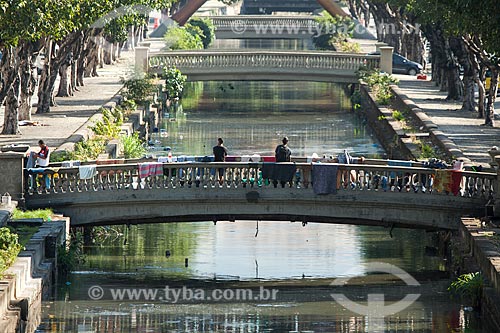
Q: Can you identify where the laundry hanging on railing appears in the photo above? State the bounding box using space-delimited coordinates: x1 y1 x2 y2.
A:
78 165 97 180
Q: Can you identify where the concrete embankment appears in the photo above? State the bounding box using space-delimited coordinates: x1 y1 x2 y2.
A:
460 218 500 329
0 220 68 332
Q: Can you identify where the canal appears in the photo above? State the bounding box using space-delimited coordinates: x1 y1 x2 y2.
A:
36 39 489 332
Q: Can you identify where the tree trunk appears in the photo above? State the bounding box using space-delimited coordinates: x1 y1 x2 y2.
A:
118 41 125 58
0 46 21 112
84 46 98 77
71 61 78 91
37 32 81 113
2 75 21 135
461 75 475 112
37 68 58 113
485 69 498 126
103 41 113 65
19 65 37 121
98 37 104 69
129 25 136 49
445 67 463 100
476 67 486 118
446 37 474 111
56 63 72 97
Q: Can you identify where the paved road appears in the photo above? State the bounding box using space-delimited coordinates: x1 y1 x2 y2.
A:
0 51 134 152
395 74 500 166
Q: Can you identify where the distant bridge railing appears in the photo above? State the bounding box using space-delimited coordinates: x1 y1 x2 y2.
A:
24 161 497 228
211 15 317 30
211 15 319 39
148 50 380 82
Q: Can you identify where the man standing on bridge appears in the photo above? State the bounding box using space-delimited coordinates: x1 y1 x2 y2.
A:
213 138 228 185
275 137 291 162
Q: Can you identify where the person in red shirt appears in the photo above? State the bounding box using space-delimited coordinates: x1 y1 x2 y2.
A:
35 140 50 167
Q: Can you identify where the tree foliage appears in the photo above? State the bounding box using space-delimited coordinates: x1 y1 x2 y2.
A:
163 66 187 101
188 17 215 49
313 11 356 51
164 24 204 50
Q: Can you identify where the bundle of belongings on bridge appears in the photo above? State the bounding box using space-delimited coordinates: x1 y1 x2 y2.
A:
423 158 464 196
311 150 362 195
374 158 464 195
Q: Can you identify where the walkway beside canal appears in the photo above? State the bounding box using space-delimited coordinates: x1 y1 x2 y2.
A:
0 46 498 169
0 51 134 152
393 75 500 166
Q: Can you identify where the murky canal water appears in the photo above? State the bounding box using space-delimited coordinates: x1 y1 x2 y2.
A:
36 70 489 331
155 81 384 158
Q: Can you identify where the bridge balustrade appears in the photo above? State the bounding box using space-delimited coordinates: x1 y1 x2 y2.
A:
148 51 380 73
211 16 317 30
24 162 496 201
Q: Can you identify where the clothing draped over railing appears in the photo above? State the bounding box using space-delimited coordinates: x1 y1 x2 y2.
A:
23 162 496 201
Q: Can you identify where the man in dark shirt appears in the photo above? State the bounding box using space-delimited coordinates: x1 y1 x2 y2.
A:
275 137 291 162
213 138 228 162
213 138 228 184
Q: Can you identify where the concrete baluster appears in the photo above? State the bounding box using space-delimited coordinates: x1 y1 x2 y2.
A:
379 46 394 74
135 46 149 78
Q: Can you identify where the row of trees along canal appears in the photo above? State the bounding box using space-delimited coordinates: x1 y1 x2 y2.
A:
0 0 238 135
346 0 500 126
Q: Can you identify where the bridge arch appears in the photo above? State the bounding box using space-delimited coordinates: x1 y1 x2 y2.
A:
25 162 496 230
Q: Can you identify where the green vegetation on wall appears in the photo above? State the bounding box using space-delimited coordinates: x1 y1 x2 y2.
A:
358 67 399 105
121 132 146 159
449 272 484 308
12 208 53 221
163 67 187 102
0 227 23 277
121 76 158 106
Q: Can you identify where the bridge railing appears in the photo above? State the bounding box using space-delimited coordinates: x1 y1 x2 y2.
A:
149 50 381 73
210 15 318 30
24 163 496 200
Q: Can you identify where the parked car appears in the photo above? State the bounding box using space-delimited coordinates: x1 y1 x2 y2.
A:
392 53 423 75
369 52 423 75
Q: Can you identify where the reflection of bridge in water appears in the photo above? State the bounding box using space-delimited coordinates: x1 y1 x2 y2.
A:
25 161 496 230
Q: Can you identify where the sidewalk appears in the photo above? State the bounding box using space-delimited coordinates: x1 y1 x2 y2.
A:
394 75 500 166
0 51 135 152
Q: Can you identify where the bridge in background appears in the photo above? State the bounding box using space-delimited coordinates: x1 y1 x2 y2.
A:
210 15 376 40
147 50 380 83
25 161 497 230
241 0 322 15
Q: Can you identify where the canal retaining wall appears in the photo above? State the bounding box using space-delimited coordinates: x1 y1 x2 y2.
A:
460 218 500 329
0 219 68 333
359 84 417 160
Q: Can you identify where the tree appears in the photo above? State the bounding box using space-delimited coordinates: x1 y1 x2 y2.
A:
188 17 215 49
411 0 500 125
164 67 187 102
312 11 355 51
